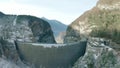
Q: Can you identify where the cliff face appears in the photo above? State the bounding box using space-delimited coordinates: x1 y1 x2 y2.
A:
55 31 66 43
0 12 56 43
64 0 120 44
73 37 120 68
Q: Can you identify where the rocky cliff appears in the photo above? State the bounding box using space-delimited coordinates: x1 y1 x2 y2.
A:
55 31 66 43
73 37 120 68
0 12 56 43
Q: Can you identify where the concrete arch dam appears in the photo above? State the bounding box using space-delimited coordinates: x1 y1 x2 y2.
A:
17 41 87 68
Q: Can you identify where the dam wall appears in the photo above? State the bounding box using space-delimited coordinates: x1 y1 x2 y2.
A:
17 41 87 68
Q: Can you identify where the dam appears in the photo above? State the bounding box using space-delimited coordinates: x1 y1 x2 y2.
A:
17 41 87 68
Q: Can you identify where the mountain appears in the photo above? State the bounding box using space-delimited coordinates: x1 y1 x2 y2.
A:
64 0 120 44
41 17 67 37
64 0 120 68
41 17 67 43
0 12 56 43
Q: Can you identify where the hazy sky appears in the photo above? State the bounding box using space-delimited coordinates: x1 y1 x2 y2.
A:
0 0 98 25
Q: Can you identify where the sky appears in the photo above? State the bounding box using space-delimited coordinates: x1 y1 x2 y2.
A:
0 0 98 25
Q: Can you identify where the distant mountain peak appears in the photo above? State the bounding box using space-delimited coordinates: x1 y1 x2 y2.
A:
41 17 67 37
41 17 48 20
41 17 66 25
41 17 67 43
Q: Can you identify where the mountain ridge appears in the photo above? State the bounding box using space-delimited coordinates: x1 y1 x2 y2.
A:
64 0 120 44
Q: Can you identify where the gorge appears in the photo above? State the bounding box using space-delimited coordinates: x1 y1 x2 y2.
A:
0 0 120 68
0 12 87 68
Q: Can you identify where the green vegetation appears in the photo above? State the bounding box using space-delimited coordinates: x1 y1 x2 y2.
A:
88 10 120 44
98 0 120 5
95 49 117 68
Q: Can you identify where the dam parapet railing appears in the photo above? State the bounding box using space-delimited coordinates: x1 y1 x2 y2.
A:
16 41 87 68
17 40 87 48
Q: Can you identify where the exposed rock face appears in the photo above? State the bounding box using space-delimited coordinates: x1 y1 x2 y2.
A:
64 0 120 44
17 15 56 43
0 57 31 68
0 38 19 62
64 25 81 43
55 31 66 43
73 37 120 68
0 12 56 43
0 38 31 68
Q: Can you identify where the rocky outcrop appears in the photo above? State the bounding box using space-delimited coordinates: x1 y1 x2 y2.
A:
0 38 31 68
0 38 19 62
0 12 56 43
0 58 29 68
73 37 120 68
64 0 120 44
64 26 81 43
55 31 66 43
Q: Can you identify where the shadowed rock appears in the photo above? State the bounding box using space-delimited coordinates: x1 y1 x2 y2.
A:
0 12 56 43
